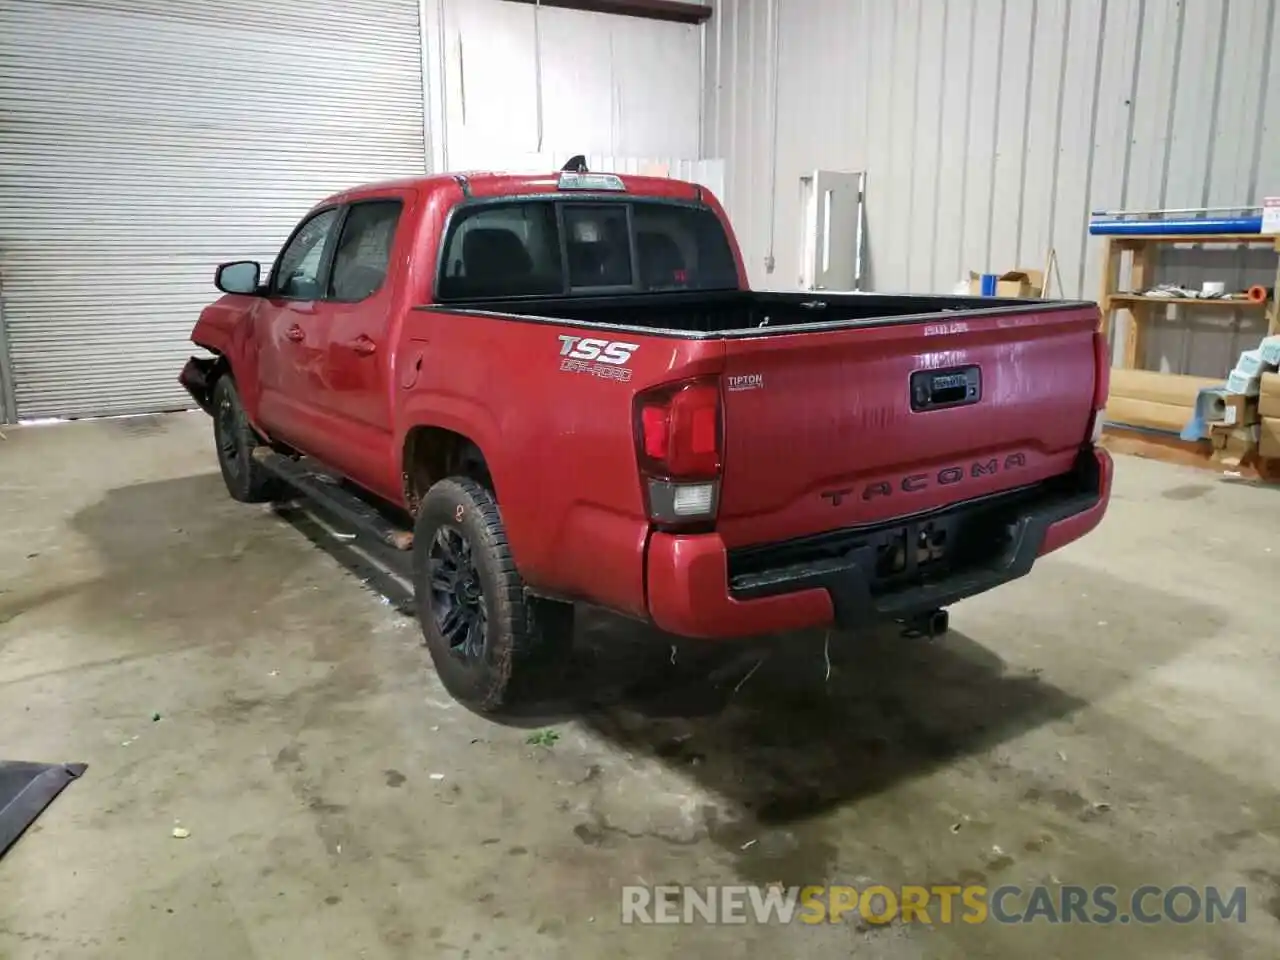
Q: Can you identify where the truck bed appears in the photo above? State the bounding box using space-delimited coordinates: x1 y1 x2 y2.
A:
423 287 1106 552
436 289 1092 336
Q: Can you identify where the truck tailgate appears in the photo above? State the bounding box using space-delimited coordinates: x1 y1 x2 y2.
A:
716 305 1100 548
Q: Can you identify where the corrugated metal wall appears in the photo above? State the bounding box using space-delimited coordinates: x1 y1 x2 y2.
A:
0 0 427 419
704 0 1280 377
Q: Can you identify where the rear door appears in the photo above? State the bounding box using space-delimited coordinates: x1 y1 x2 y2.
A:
317 195 409 497
715 306 1100 548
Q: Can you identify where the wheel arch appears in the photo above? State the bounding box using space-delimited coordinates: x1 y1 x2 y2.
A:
401 425 495 515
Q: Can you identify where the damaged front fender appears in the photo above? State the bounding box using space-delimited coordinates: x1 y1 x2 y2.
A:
179 356 222 414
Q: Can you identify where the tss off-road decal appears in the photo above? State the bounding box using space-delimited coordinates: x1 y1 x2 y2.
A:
557 335 639 382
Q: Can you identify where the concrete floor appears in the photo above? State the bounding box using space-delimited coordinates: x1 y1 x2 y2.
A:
1 413 1279 958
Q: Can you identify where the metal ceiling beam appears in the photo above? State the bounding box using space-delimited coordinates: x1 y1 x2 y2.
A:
497 0 711 25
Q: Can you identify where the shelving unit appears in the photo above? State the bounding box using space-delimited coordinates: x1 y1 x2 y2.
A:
1094 226 1280 475
1097 232 1280 369
1107 294 1267 308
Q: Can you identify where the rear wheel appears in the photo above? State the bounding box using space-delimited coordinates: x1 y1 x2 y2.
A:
211 376 282 503
413 477 573 712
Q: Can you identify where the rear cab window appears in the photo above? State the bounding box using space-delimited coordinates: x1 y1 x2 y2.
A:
436 199 737 302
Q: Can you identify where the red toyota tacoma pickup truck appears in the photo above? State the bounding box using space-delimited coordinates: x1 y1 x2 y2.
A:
180 165 1112 712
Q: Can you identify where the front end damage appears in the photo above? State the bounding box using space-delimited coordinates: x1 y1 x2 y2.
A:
179 356 220 415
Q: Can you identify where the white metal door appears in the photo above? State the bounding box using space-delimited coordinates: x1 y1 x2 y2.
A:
0 0 427 419
798 170 865 291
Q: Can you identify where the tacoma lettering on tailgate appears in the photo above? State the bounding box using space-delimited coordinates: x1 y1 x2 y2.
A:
821 453 1027 507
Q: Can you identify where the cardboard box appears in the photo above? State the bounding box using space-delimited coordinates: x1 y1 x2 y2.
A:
968 269 1044 298
1261 373 1280 419
1227 369 1262 396
1234 348 1268 379
1259 335 1280 367
1261 417 1280 459
1263 197 1280 235
1210 423 1259 453
1220 393 1260 427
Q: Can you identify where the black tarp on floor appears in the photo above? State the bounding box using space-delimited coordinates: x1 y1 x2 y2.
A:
0 761 86 859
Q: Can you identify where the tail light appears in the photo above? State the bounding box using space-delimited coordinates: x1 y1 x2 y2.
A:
634 376 722 525
1088 330 1110 445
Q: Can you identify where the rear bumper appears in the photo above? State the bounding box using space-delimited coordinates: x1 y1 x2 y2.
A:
646 447 1112 639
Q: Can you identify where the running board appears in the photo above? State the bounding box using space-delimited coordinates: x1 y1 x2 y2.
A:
252 449 414 551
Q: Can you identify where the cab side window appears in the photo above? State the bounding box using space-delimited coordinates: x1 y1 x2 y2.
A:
274 208 340 299
328 200 403 302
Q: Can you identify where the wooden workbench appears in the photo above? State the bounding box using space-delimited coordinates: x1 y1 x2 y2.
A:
1097 232 1280 368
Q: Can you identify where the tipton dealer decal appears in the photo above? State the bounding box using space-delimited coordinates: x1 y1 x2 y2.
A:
557 336 638 383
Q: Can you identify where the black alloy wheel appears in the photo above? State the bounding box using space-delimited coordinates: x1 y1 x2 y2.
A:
412 477 575 712
428 525 489 662
210 375 281 503
215 389 243 481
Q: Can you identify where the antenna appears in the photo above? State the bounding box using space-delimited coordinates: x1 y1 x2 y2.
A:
562 155 588 173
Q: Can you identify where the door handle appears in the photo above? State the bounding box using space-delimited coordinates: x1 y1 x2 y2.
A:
348 336 377 356
285 324 305 342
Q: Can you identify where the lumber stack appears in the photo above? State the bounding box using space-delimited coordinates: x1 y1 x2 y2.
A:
1104 369 1220 434
1262 374 1280 459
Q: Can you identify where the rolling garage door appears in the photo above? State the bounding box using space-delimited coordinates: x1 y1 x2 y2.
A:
0 0 426 419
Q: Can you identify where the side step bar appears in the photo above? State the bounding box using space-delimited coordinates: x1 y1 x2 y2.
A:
252 448 414 552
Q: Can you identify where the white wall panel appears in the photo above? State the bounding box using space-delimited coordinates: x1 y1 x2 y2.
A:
443 0 541 163
1257 5 1280 200
609 17 702 156
540 10 621 155
1125 2 1178 211
884 0 920 291
706 0 1280 378
860 0 896 293
1081 0 1141 304
908 0 944 293
440 0 701 170
934 0 976 294
1018 0 1068 273
988 0 1033 279
960 0 1002 286
1051 0 1104 301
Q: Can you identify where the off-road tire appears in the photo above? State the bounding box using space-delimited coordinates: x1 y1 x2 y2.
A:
413 477 574 712
211 376 282 503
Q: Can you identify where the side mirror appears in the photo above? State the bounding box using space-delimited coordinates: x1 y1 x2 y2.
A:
215 260 262 295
